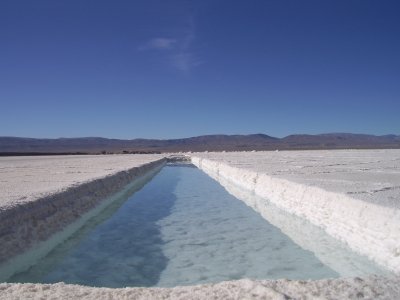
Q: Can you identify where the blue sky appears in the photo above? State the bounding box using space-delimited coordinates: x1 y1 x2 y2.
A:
1 0 399 139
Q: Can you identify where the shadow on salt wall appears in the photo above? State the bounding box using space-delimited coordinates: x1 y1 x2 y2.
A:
10 166 180 288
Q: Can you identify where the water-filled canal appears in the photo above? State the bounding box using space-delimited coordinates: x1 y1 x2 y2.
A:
9 163 386 287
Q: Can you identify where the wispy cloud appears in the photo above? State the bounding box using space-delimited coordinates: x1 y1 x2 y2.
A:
138 38 177 51
139 22 202 73
171 52 202 72
171 25 202 72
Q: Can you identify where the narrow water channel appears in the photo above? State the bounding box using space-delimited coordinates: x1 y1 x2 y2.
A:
9 164 387 287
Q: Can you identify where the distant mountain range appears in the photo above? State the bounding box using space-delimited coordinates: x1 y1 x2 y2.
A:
1 133 400 155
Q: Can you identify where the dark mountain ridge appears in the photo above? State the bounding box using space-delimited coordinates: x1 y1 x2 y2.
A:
0 133 399 154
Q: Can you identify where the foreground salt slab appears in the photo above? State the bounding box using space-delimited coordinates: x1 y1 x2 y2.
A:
1 276 400 300
191 150 400 274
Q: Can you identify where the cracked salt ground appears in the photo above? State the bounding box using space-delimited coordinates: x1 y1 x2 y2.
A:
8 164 386 288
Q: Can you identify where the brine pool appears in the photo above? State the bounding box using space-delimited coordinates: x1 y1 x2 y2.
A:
8 163 388 287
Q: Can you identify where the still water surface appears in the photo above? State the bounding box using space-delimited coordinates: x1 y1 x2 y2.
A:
10 164 385 287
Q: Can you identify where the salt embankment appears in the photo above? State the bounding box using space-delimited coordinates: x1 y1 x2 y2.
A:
1 276 400 299
191 150 400 274
0 154 166 280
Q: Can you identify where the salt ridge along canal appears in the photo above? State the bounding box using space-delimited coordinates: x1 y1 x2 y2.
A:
192 150 400 274
9 163 387 287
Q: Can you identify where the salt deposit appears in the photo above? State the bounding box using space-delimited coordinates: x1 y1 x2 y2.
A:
0 154 165 208
191 150 400 274
1 276 400 300
0 155 167 280
1 152 399 299
209 174 388 277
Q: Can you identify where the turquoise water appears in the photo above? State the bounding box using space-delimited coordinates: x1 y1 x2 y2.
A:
9 164 383 287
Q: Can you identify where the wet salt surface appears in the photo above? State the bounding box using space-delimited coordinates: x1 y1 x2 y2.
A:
10 164 383 287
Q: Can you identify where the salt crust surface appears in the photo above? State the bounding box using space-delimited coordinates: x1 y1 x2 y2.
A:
190 150 400 274
1 152 400 299
1 276 399 299
0 154 166 209
192 150 400 208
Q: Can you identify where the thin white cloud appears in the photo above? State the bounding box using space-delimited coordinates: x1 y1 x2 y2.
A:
171 25 202 72
138 38 176 51
172 52 202 72
139 21 202 73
